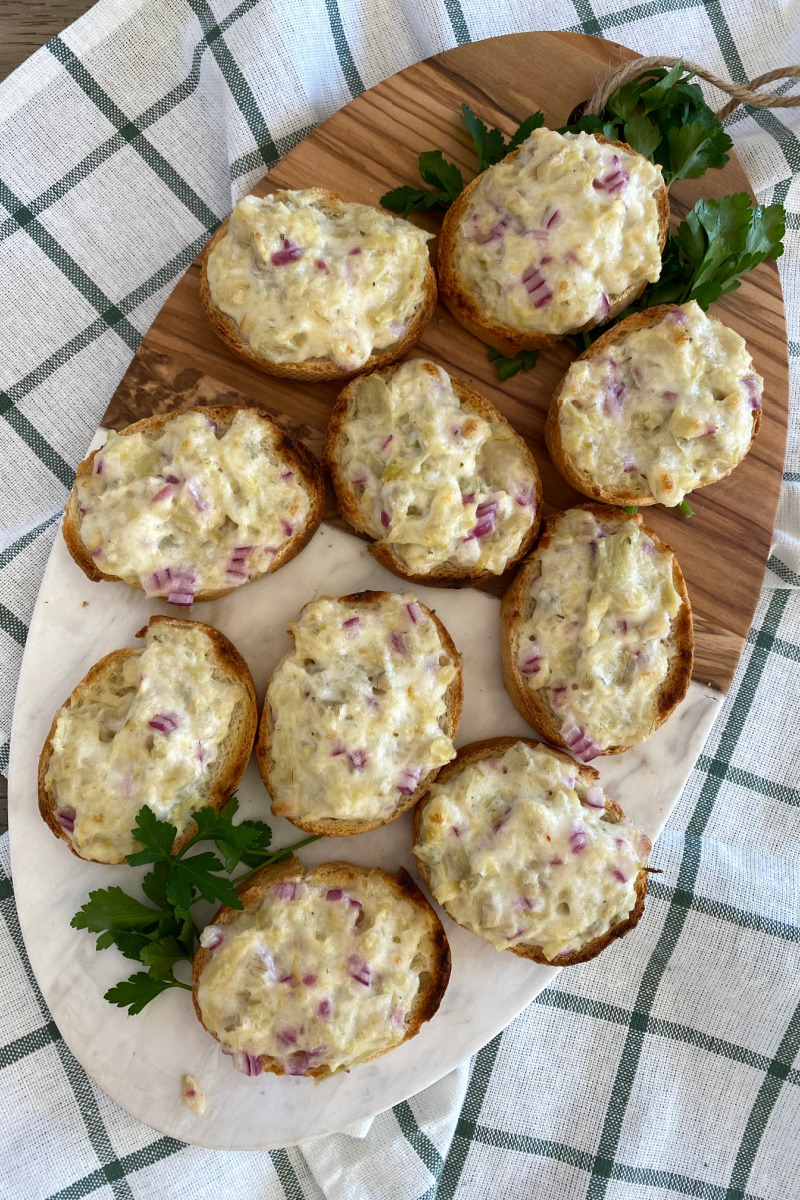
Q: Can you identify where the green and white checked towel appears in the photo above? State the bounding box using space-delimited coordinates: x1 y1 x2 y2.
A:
2 1 800 1196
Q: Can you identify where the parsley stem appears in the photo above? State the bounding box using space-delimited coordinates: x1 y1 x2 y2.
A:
233 835 322 886
677 499 695 518
171 980 193 992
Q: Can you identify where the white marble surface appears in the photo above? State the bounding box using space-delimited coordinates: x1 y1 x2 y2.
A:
9 477 722 1150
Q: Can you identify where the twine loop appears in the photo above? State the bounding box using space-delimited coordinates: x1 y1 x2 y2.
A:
584 55 800 122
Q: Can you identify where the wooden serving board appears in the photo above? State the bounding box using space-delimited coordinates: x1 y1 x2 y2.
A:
103 31 789 696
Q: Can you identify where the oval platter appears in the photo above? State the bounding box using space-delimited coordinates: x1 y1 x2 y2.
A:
8 31 788 1150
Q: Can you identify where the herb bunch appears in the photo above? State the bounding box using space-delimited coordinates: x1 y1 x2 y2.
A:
560 61 733 186
72 798 318 1014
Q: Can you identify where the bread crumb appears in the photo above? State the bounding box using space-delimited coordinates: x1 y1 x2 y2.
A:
182 1074 206 1116
82 601 89 607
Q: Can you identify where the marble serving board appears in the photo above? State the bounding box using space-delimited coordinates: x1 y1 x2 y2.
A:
8 433 723 1150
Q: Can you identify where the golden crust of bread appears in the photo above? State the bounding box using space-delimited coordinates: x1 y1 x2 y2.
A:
544 303 764 506
191 856 451 1078
199 189 437 382
412 735 649 966
499 503 693 756
255 590 463 836
62 405 325 602
437 135 670 356
37 615 258 865
323 360 542 587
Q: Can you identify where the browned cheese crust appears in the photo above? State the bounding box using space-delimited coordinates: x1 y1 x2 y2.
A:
191 857 452 1078
544 303 763 506
412 735 649 966
499 504 693 756
256 590 463 835
62 405 325 600
199 189 437 382
38 615 258 864
323 360 542 588
437 136 670 356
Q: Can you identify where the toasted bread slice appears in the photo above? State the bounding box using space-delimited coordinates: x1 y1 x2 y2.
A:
500 504 693 756
38 616 258 864
199 189 437 382
256 590 463 836
438 134 670 356
192 857 451 1079
412 736 649 966
545 303 763 506
63 405 324 603
323 360 542 587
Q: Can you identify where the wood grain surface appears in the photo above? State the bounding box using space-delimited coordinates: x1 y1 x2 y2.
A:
0 1 94 80
103 31 789 696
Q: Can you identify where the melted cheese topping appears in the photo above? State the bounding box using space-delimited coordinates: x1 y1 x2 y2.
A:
452 128 664 336
197 873 433 1076
76 409 310 599
556 301 762 505
414 741 649 959
267 593 457 822
206 190 433 369
514 509 682 751
338 359 538 574
45 623 243 862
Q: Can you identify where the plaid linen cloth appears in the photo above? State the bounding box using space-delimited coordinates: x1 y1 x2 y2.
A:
2 1 800 1197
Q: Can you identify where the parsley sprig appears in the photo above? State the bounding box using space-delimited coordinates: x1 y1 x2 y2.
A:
561 61 733 186
380 104 544 216
487 347 539 381
72 798 319 1015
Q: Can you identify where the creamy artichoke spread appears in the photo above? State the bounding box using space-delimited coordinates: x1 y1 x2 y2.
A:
206 189 433 369
76 409 310 601
197 871 433 1076
452 128 664 336
414 741 649 959
515 508 682 753
267 592 457 822
181 1075 206 1116
45 623 243 862
556 301 763 505
339 359 538 574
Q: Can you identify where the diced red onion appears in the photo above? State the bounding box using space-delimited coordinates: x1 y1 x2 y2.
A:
406 602 422 624
603 379 626 418
56 807 76 834
380 510 390 528
529 229 549 242
271 238 303 266
279 973 294 984
570 827 588 854
516 485 535 507
330 743 346 758
273 882 300 901
365 690 380 708
342 615 360 629
281 519 293 537
148 712 179 734
584 785 606 809
425 655 440 671
200 926 224 950
226 545 253 579
347 953 371 986
549 857 564 867
622 454 637 474
318 999 332 1017
390 631 407 656
348 897 362 910
597 292 610 318
617 619 629 634
164 474 180 485
381 434 393 451
452 826 461 837
349 748 368 771
508 928 526 940
462 493 476 505
609 866 628 884
470 511 497 539
348 246 362 256
285 1052 310 1075
662 390 678 402
547 210 561 228
521 266 552 308
91 547 104 558
561 718 602 762
397 765 422 795
317 258 327 271
186 480 209 514
693 425 717 439
477 217 509 244
642 540 654 555
742 375 762 410
476 498 500 518
666 308 688 325
232 1051 261 1076
326 889 344 901
167 566 196 607
95 459 104 475
151 484 174 503
280 470 294 481
391 1007 406 1026
276 1028 298 1046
